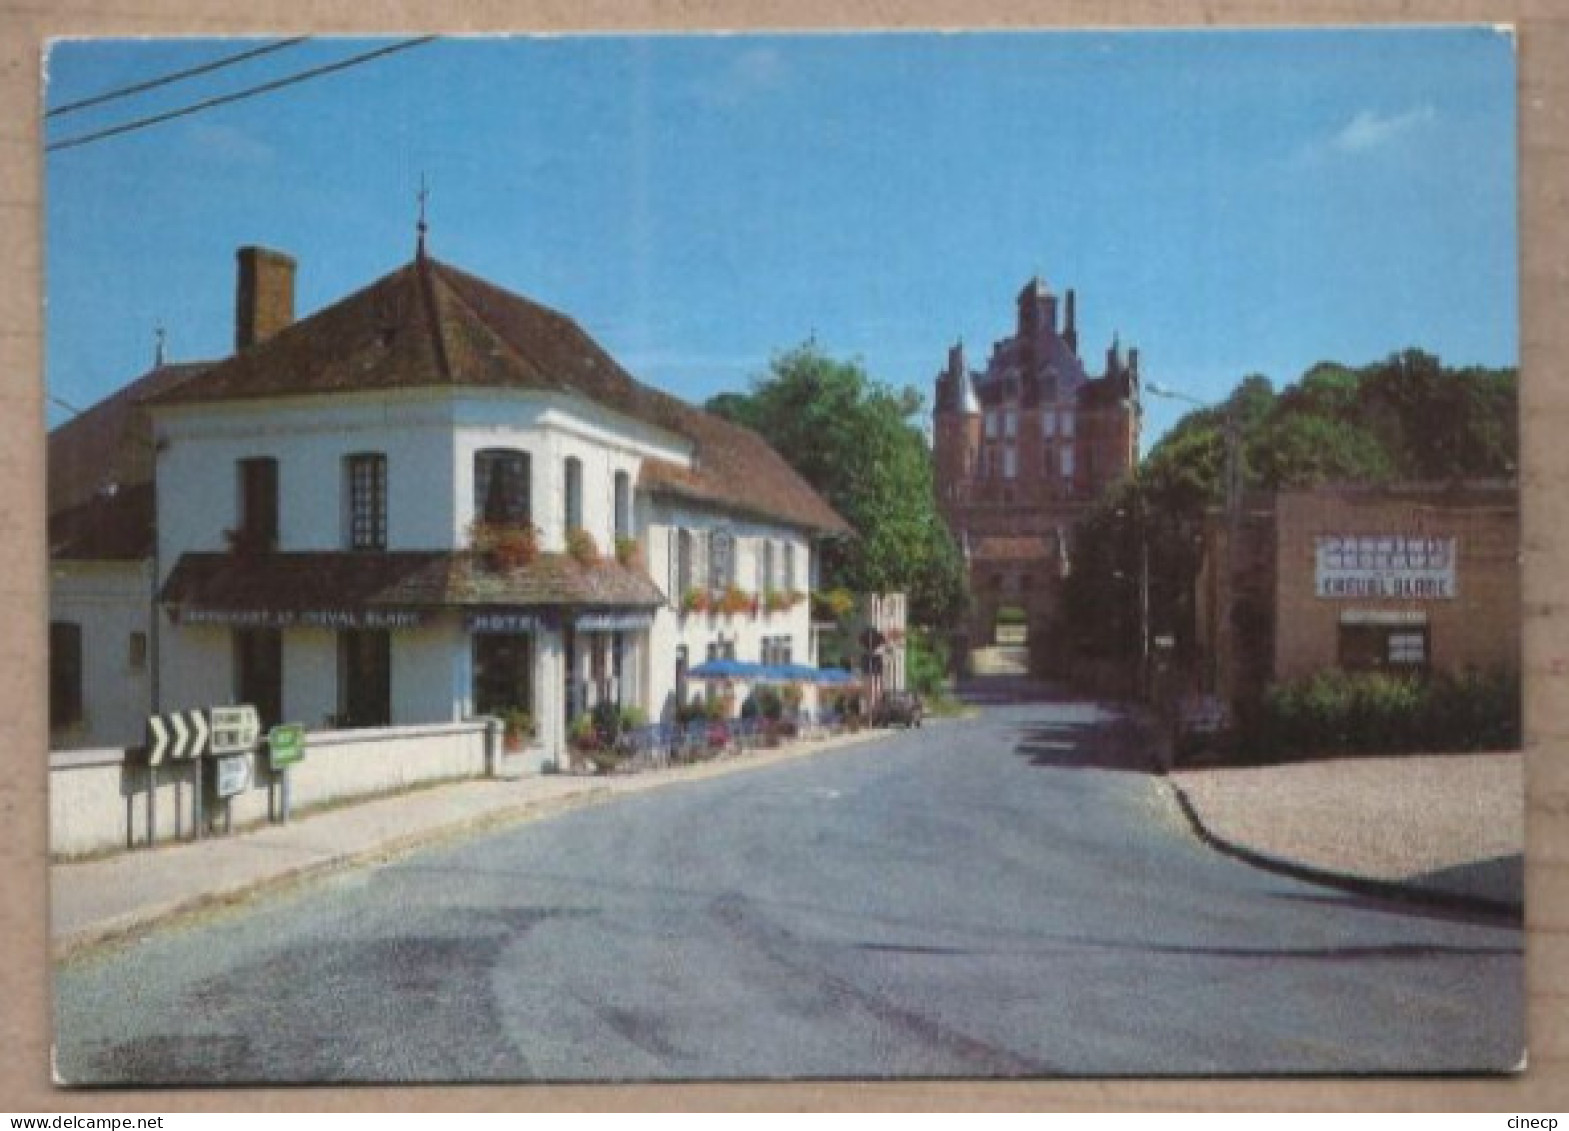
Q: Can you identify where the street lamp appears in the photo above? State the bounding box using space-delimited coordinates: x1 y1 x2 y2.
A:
1145 381 1240 523
1145 381 1242 699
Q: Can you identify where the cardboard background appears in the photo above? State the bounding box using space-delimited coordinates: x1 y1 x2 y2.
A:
3 1 1564 1111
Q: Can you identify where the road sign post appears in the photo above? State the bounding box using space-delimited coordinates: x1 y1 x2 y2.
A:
266 724 306 824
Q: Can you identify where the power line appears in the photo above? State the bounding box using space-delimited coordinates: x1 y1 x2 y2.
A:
47 38 310 119
47 36 437 154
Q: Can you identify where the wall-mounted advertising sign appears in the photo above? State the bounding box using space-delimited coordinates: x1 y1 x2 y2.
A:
466 611 546 634
1315 536 1456 600
174 607 425 630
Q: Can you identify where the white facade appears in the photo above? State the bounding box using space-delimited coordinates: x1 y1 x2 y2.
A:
643 497 816 721
152 385 823 764
48 561 154 750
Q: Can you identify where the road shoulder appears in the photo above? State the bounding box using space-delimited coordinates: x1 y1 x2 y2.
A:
1165 751 1523 919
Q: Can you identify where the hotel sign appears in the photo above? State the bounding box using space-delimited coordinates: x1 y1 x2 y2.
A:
1315 536 1456 600
175 607 425 629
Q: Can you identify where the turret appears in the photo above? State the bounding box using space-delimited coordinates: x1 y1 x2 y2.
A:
1016 276 1057 339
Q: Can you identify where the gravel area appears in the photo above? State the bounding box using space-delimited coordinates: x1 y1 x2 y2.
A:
1169 753 1523 903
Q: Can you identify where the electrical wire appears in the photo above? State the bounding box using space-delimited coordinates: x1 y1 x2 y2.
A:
47 36 437 153
46 38 310 119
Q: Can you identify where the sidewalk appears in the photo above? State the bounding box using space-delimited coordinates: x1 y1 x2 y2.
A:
1165 751 1524 918
51 727 895 957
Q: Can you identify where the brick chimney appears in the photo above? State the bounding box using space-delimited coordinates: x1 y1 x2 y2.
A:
235 246 296 351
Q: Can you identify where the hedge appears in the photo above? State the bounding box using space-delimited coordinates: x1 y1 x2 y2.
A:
1247 668 1520 760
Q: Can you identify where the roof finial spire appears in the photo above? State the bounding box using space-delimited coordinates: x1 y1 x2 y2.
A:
416 173 429 259
153 324 166 367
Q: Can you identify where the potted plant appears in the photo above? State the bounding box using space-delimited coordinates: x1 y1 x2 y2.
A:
682 588 711 615
614 535 642 567
568 713 598 752
719 585 752 616
499 706 533 753
468 520 539 570
566 528 601 566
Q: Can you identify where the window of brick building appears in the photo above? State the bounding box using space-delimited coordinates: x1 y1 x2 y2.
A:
1338 623 1430 672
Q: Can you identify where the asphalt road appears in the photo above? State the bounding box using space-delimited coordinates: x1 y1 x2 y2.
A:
55 681 1523 1084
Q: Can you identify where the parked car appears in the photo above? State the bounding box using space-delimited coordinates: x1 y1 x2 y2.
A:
1171 693 1233 763
873 690 924 728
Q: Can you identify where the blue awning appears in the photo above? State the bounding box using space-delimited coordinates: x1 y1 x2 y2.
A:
688 659 768 680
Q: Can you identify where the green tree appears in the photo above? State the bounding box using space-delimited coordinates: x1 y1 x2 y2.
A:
1062 350 1517 673
706 343 968 628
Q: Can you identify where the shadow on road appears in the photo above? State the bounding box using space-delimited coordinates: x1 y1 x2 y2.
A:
1010 717 1163 774
956 672 1080 706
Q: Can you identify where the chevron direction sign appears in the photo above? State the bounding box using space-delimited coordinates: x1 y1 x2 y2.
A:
145 709 212 767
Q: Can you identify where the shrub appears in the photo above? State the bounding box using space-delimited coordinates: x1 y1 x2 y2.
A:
812 588 856 622
1251 667 1520 760
754 684 784 721
906 628 950 699
591 700 624 742
995 605 1028 626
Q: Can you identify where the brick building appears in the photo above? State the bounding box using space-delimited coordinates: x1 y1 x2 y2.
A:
1195 482 1520 708
931 277 1142 660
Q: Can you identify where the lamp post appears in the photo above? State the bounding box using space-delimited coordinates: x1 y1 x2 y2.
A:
1146 381 1241 699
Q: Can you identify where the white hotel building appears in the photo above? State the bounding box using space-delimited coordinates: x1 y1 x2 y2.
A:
48 243 850 763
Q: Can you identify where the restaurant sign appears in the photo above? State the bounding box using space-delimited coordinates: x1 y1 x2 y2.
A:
1314 536 1456 600
175 607 425 630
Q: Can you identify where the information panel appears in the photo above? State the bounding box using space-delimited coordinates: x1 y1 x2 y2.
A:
1314 535 1456 600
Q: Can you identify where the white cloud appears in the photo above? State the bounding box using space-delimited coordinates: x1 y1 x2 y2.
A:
1330 104 1437 154
693 46 789 108
186 121 275 166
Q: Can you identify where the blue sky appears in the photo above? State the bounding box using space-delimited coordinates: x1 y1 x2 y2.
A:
43 28 1517 446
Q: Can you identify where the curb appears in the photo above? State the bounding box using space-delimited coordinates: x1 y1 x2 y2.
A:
1161 777 1524 924
53 727 898 959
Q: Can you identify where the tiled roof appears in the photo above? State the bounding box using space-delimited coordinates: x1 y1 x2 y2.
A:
970 535 1052 562
160 550 667 612
48 361 210 515
154 255 851 536
47 361 212 560
49 483 155 561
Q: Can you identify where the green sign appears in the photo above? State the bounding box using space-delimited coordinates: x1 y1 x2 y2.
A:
267 724 306 771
